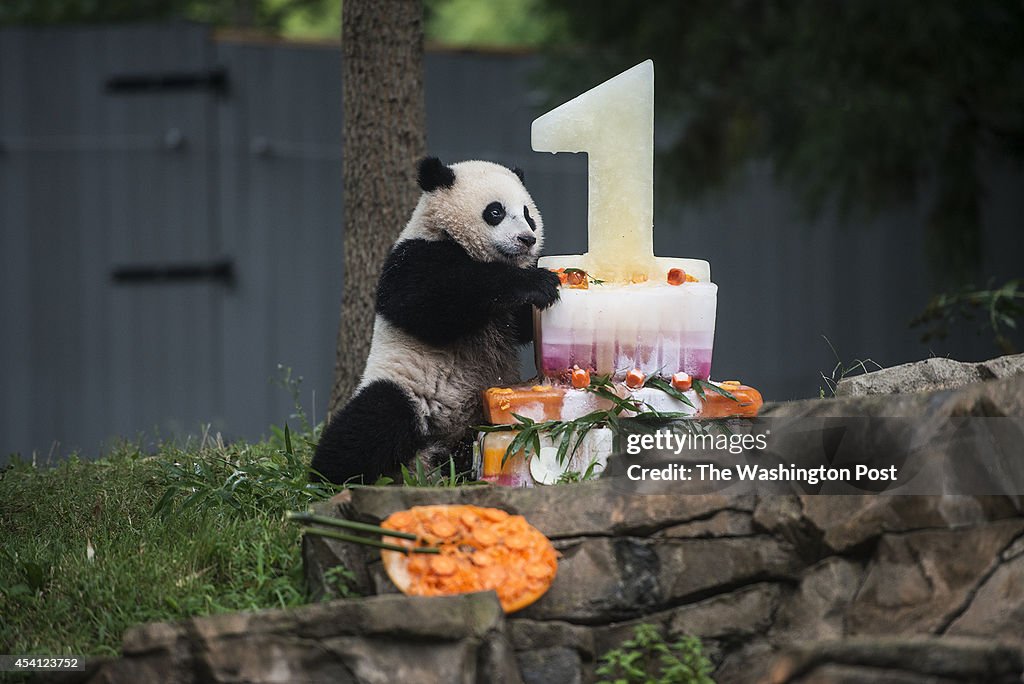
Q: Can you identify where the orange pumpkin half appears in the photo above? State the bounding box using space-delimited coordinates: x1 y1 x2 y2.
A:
379 505 558 613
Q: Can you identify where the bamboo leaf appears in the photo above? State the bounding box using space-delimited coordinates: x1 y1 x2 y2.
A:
502 428 532 466
571 424 591 455
473 424 515 433
645 377 695 409
694 379 738 402
556 424 573 464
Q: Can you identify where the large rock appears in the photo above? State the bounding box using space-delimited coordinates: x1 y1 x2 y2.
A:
845 520 1024 634
765 636 1024 683
70 593 521 684
834 353 1024 397
771 557 864 642
798 495 1022 552
507 620 594 684
765 372 1024 418
945 534 1024 642
515 534 801 623
666 583 783 640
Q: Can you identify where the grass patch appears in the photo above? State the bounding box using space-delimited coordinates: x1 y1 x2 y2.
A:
818 335 883 398
0 368 485 659
0 425 339 658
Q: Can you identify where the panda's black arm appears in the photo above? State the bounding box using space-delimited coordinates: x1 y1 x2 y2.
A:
376 238 558 347
513 303 535 344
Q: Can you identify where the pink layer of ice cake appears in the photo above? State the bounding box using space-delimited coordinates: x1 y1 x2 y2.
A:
535 277 718 381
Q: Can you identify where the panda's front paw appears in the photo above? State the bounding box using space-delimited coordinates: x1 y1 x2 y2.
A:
519 268 561 310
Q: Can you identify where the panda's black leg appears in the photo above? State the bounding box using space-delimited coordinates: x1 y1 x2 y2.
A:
310 380 422 485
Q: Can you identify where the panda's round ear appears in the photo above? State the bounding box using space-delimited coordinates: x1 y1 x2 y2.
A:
417 157 455 192
512 166 525 183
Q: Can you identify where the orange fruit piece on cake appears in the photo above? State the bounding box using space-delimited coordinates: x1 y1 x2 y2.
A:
699 382 763 418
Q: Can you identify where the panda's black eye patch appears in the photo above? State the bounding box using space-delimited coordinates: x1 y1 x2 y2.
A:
483 202 506 226
524 206 536 231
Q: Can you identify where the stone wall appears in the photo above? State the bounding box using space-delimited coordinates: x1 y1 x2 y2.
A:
62 593 522 683
304 371 1024 683
834 353 1024 397
302 483 1023 683
68 362 1024 683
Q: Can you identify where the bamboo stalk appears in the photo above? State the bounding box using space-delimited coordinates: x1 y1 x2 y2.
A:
286 511 419 540
300 527 439 554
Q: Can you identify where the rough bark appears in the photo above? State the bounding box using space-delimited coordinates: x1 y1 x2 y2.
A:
329 0 426 415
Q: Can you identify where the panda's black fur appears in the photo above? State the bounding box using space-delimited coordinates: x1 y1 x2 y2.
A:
311 157 560 485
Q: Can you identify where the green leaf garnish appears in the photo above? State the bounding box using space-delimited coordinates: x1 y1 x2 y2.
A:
483 374 738 468
693 379 739 402
644 376 696 409
563 267 605 285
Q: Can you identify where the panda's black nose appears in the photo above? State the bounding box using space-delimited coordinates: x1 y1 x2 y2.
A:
517 233 537 248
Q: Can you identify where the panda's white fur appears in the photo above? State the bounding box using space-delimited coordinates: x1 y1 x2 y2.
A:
399 160 544 265
311 158 560 484
359 315 517 450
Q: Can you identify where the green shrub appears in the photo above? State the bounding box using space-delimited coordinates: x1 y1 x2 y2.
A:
596 623 715 684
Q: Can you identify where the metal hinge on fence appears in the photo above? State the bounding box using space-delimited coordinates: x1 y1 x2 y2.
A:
105 68 228 95
110 259 235 286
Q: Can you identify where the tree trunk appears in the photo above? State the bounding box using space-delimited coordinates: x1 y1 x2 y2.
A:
329 0 426 415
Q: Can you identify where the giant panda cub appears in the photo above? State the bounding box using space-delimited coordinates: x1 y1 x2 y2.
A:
311 157 561 484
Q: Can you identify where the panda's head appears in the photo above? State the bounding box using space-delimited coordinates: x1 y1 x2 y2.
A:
409 157 544 267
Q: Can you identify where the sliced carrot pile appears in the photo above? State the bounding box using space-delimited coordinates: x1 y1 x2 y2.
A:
380 505 558 613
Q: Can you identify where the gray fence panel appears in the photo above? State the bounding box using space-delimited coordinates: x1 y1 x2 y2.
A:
0 29 33 459
214 39 344 443
96 25 221 451
1 24 224 460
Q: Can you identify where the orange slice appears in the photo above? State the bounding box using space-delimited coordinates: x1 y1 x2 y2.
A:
380 505 558 613
483 385 565 424
699 383 763 418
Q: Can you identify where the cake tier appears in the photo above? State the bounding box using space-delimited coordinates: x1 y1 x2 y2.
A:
475 428 613 487
478 381 764 487
535 278 718 381
482 382 761 425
